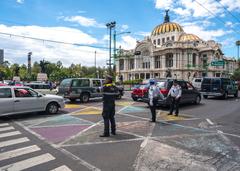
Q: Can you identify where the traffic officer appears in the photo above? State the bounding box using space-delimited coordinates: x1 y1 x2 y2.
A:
148 80 164 122
100 75 118 137
167 80 182 116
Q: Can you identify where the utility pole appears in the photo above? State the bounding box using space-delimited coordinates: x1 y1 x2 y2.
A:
236 41 240 60
27 52 32 80
94 51 97 78
106 21 116 75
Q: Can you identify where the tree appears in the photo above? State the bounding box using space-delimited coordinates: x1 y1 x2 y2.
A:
232 68 240 80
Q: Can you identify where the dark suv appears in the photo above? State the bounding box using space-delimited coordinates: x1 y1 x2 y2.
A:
201 77 238 99
143 79 201 106
58 78 124 102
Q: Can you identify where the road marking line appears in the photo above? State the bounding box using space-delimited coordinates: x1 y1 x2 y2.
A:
0 137 30 148
0 131 21 138
59 148 100 171
0 153 55 171
0 126 15 132
0 145 41 161
51 165 72 171
0 123 9 127
206 118 214 125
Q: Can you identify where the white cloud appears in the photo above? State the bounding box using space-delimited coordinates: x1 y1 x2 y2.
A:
63 15 105 28
16 0 24 4
135 31 151 37
173 7 191 17
120 24 129 31
155 0 173 9
181 22 226 40
220 0 240 11
117 35 137 50
225 21 234 28
0 25 108 66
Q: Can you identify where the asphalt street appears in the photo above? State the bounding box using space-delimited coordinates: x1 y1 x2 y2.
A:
0 91 240 171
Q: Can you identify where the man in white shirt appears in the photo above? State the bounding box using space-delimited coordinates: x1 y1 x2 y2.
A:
167 80 182 116
148 80 164 122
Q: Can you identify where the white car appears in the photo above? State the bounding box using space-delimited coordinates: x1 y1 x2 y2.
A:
192 78 203 90
0 86 65 116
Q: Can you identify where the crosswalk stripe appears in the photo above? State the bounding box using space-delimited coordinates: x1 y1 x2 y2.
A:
0 153 55 171
51 165 72 171
0 126 14 132
0 131 21 138
0 123 9 127
0 137 29 148
0 145 41 161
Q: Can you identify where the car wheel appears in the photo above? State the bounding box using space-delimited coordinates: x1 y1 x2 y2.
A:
117 93 122 100
70 98 76 102
46 102 59 114
132 97 137 101
195 96 201 104
234 91 238 98
80 93 89 103
223 92 228 99
203 95 208 99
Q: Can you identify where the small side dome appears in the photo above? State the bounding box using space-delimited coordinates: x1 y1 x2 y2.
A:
178 33 201 42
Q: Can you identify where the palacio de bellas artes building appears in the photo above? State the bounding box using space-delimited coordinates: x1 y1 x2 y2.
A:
115 10 238 81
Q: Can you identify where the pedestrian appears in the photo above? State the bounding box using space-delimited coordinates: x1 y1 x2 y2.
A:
148 80 164 122
167 80 182 116
100 75 118 137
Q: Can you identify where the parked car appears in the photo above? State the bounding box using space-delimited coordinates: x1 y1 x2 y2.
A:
24 82 54 94
192 78 203 90
142 79 201 106
58 78 124 102
201 77 238 99
0 86 65 116
8 81 24 86
0 82 6 86
131 84 149 101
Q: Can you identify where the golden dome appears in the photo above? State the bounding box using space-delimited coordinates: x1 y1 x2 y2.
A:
178 33 201 42
151 22 183 36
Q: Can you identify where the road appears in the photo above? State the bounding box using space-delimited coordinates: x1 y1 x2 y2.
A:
0 91 240 171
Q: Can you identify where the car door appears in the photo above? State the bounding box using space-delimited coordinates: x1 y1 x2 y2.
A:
92 79 102 97
13 88 44 113
186 82 197 102
178 81 189 103
0 88 14 115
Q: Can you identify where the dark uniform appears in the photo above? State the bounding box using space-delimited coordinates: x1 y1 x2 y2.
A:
101 83 118 137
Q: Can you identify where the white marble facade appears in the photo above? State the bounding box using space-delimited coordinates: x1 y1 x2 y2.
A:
115 11 238 81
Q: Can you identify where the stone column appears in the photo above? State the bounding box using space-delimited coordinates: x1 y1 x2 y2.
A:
173 53 176 69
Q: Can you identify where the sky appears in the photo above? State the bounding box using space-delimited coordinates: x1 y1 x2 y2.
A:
0 0 240 67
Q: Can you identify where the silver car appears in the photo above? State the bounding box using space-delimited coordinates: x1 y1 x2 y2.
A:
0 86 65 116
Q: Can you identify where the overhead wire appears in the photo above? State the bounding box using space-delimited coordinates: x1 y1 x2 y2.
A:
193 0 240 34
214 0 240 23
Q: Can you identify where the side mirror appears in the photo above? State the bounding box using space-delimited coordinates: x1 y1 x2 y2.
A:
37 94 43 97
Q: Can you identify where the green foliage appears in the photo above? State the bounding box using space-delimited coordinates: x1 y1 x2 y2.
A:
0 60 108 82
123 79 143 85
232 68 240 80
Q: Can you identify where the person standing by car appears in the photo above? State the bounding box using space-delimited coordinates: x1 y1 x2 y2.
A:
100 75 118 137
167 80 182 116
148 80 164 122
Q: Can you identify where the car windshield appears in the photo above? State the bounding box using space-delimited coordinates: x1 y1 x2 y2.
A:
140 84 149 89
156 81 166 88
60 79 71 87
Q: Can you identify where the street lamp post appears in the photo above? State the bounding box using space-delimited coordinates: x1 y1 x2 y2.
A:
106 21 116 75
236 40 240 60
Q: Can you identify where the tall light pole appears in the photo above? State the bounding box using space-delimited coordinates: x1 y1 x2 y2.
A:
236 40 240 60
106 21 116 75
27 52 32 80
94 51 97 78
